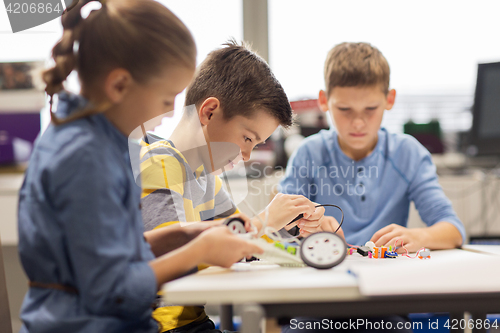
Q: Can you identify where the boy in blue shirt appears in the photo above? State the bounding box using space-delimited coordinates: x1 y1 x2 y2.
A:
280 42 465 252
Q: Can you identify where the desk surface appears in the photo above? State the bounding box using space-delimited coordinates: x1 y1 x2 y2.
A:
162 247 500 305
350 247 500 296
163 264 360 305
462 244 500 256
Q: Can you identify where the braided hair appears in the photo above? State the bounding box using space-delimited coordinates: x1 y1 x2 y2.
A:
43 0 196 125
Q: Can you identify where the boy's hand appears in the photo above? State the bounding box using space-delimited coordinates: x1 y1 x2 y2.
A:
262 193 316 231
286 204 325 230
370 224 425 253
195 226 263 268
298 215 345 240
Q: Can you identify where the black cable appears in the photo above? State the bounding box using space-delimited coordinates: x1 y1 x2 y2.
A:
288 204 344 234
315 204 344 234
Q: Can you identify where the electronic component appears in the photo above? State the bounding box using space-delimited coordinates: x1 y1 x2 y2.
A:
372 247 387 258
384 251 398 258
357 246 371 257
364 241 376 251
348 239 429 260
418 249 431 259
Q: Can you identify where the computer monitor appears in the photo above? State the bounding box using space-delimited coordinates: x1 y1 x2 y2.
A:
469 61 500 156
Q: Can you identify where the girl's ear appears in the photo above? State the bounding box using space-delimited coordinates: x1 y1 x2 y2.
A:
318 90 329 112
385 89 396 111
198 97 220 126
104 68 133 104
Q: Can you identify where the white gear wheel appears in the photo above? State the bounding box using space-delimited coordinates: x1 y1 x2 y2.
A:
300 232 347 269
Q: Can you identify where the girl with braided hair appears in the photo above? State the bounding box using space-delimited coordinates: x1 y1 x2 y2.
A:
17 1 263 332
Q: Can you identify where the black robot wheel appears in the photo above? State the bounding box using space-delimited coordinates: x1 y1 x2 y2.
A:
223 217 247 235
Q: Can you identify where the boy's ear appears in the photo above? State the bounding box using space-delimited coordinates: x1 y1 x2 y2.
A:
318 90 329 112
104 68 133 104
385 89 396 110
198 97 220 125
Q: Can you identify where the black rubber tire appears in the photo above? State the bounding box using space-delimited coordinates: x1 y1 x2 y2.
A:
223 217 247 234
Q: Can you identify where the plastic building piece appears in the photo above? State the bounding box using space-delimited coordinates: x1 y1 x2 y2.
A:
244 238 305 267
275 242 285 250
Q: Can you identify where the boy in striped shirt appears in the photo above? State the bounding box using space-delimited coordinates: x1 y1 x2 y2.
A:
140 41 325 332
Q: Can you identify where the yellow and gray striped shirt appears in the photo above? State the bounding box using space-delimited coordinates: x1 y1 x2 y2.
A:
139 133 237 331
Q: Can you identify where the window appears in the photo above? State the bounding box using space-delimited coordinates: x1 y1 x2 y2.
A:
269 0 500 134
153 0 243 139
0 1 243 135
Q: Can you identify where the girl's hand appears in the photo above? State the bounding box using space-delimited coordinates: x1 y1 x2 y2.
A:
194 226 263 268
298 215 345 240
370 224 426 253
262 193 316 231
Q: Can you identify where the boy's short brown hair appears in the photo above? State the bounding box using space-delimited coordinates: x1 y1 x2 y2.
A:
185 40 293 128
324 42 390 96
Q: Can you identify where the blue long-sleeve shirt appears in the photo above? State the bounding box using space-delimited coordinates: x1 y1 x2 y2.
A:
18 92 158 333
279 128 466 246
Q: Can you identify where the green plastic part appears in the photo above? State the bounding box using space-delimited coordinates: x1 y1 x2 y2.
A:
274 242 285 250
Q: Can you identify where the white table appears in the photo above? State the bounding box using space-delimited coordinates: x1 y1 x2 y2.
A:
163 247 500 332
